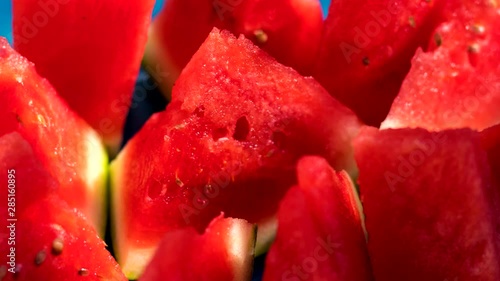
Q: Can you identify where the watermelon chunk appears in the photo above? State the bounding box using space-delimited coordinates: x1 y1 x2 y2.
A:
140 215 255 281
0 197 126 281
111 28 361 277
145 0 323 96
0 38 108 233
263 156 373 281
12 0 156 150
354 127 500 280
313 0 447 126
382 1 500 131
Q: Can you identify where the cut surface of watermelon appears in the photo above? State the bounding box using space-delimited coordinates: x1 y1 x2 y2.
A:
382 1 500 131
0 197 126 281
354 126 500 280
111 28 361 277
12 0 156 150
0 38 108 233
313 0 447 126
140 215 255 281
263 156 373 281
146 0 323 96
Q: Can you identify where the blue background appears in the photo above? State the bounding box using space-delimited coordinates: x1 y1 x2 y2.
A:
0 0 331 42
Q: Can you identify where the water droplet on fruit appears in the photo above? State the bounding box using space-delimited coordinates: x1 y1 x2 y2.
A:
51 238 64 255
34 250 46 265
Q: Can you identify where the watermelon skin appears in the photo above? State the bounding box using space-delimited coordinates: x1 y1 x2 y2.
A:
0 38 108 234
382 1 500 131
140 215 255 281
0 197 126 281
354 127 500 281
263 156 373 281
313 0 447 126
146 0 323 96
12 0 156 150
111 28 361 277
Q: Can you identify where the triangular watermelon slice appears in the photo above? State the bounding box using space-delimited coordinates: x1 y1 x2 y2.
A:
263 156 373 281
0 37 108 234
140 215 255 281
382 1 500 131
354 126 500 280
0 197 126 281
12 0 156 151
313 0 447 126
111 28 361 278
145 0 323 97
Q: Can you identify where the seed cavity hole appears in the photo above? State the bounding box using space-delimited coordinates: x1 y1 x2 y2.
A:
233 116 250 141
213 127 229 141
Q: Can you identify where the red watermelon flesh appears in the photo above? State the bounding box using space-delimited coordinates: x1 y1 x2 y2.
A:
0 38 108 233
13 0 156 150
354 126 500 281
0 197 126 281
481 124 500 191
111 28 361 278
140 215 255 281
146 0 323 96
0 132 56 221
382 1 500 131
263 156 373 281
313 0 447 126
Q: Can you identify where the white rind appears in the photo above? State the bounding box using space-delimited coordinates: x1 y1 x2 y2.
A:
82 129 109 236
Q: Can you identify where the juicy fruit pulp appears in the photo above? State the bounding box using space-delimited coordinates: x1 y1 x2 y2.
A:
0 38 108 233
140 215 255 281
111 28 361 278
354 127 500 281
0 197 126 281
263 156 373 281
146 0 323 96
382 0 500 131
13 0 156 151
313 0 447 126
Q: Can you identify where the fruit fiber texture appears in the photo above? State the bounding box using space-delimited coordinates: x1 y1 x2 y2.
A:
140 215 255 281
354 126 500 281
0 197 126 281
382 0 500 131
263 156 373 281
111 28 361 278
146 0 323 96
0 38 108 233
13 0 156 151
313 0 447 126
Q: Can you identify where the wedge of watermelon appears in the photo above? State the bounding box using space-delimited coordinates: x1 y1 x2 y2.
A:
382 1 500 131
0 38 108 233
263 156 373 281
313 0 447 126
0 197 126 281
145 0 323 97
111 28 361 278
12 0 156 151
140 215 255 281
354 127 500 280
